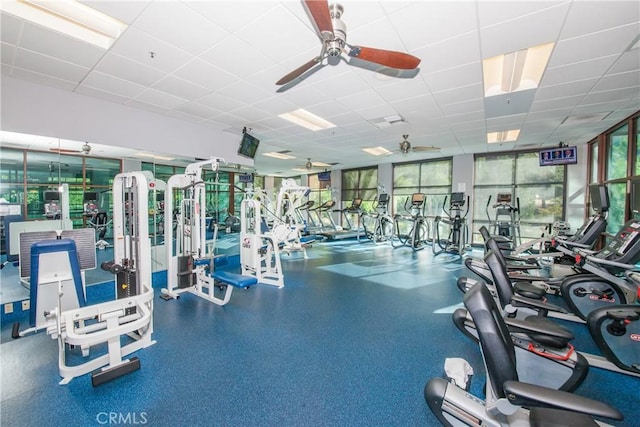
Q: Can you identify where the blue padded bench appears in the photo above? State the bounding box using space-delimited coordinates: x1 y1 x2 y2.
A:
212 271 257 289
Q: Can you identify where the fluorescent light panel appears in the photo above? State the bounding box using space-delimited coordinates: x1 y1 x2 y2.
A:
487 129 520 144
483 42 554 97
3 0 127 49
278 109 336 131
136 152 175 161
362 146 392 156
262 152 296 160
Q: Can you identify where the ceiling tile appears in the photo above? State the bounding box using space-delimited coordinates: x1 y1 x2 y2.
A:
186 1 279 34
549 23 639 67
133 2 228 56
1 42 16 66
236 5 318 64
110 27 194 74
81 1 150 24
390 2 478 50
134 87 189 109
19 21 106 68
80 71 146 98
592 70 640 92
152 75 209 101
172 57 239 91
199 35 274 80
337 88 387 111
76 85 131 105
1 12 22 45
95 52 165 87
14 48 89 83
479 3 568 58
560 1 640 39
10 66 77 91
543 55 618 86
197 92 247 112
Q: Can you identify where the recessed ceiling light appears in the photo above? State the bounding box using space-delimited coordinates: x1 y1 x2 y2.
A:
278 108 336 131
2 0 127 49
262 151 296 160
487 129 520 143
483 42 554 97
362 146 392 156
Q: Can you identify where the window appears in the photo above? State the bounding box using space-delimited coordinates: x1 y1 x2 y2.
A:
393 158 452 217
603 124 630 234
342 167 378 212
473 152 564 244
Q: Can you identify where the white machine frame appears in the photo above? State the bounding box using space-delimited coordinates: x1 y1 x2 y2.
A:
14 171 156 385
240 198 284 288
161 158 245 305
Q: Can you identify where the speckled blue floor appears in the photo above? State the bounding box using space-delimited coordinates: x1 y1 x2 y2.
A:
1 240 638 426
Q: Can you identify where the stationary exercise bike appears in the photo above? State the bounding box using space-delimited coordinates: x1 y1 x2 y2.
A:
392 193 429 251
433 192 470 257
426 283 624 427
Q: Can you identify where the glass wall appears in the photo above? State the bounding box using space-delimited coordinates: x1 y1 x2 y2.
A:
0 147 121 228
392 158 452 217
603 124 630 234
473 152 565 244
342 167 378 212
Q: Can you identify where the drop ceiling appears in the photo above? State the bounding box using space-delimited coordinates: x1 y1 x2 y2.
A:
1 1 639 176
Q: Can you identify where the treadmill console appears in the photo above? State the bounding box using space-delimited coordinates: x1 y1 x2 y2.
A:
411 193 425 207
594 219 640 265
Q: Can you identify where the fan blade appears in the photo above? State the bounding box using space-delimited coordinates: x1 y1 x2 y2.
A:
276 60 326 92
304 0 333 40
276 57 322 85
344 56 420 79
413 146 440 152
347 45 421 69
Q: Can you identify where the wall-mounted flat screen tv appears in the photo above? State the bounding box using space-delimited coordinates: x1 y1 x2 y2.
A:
539 146 577 166
317 171 331 181
239 173 254 183
238 132 260 159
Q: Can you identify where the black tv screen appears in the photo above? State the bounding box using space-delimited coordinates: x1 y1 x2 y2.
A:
631 179 640 217
238 132 260 159
83 191 98 202
539 146 577 166
43 190 60 201
589 184 609 212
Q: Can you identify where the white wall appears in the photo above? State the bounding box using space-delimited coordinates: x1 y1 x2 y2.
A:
1 77 251 167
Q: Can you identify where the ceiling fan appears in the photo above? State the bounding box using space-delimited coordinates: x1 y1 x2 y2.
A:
396 135 440 155
276 1 421 91
49 142 92 155
298 158 332 170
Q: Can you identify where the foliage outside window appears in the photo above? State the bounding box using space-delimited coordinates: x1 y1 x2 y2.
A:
393 159 452 217
604 124 630 234
308 173 334 208
473 152 564 244
0 147 121 228
342 167 378 213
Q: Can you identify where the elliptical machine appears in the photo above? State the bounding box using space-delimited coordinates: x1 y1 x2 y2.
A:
486 193 521 248
433 192 470 257
392 193 429 251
